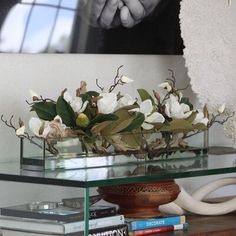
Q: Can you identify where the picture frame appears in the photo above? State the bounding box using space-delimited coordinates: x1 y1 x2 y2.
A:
0 0 183 54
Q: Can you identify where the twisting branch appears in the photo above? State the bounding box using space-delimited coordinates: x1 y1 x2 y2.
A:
1 115 52 152
160 93 170 106
109 65 124 93
26 97 56 106
96 79 104 91
210 112 235 126
166 69 176 87
183 130 203 139
114 65 124 85
1 115 17 131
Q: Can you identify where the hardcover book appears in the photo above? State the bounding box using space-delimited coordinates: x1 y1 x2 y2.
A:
128 223 189 235
1 224 129 236
0 204 116 222
126 215 186 230
0 214 125 234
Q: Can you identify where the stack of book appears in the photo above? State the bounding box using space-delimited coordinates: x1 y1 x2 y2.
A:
127 215 188 235
0 202 128 236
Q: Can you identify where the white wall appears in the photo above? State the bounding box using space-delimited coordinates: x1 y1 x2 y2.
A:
0 54 235 207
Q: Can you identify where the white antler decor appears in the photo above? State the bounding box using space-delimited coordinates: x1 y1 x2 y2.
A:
160 178 236 215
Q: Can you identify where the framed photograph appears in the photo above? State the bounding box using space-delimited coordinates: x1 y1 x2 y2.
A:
0 0 183 54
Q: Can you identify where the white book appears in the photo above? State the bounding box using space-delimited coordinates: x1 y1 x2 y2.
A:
2 228 63 236
0 215 124 234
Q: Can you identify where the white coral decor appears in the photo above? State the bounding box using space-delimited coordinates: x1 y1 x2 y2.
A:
165 94 192 119
224 115 236 144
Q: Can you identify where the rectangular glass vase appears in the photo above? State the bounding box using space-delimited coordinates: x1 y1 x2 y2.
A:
20 131 208 171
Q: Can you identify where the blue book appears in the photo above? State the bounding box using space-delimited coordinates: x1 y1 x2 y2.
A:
126 215 186 230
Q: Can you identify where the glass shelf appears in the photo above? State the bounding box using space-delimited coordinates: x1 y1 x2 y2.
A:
0 154 235 188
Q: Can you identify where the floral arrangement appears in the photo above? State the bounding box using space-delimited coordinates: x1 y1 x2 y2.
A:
2 67 230 159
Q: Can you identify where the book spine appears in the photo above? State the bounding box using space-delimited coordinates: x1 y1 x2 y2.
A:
1 207 116 222
129 216 186 230
89 224 129 236
89 207 116 219
64 215 125 233
129 223 188 236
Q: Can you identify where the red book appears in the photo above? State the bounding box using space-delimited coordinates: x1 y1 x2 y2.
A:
129 223 189 235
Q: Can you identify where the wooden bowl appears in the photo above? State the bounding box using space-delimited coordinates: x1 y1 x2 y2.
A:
98 180 180 218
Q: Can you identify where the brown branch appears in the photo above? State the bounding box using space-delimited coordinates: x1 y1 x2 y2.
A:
1 115 17 131
26 97 56 106
212 112 235 126
1 115 54 153
166 69 176 87
109 65 124 93
96 79 104 92
183 130 203 139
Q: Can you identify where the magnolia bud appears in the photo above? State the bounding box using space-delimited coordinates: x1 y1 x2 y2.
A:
218 103 226 114
76 113 90 128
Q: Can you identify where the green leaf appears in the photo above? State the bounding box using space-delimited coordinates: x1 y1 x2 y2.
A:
137 89 155 103
86 91 100 97
56 96 76 127
116 104 138 111
83 135 96 144
91 121 113 135
185 112 197 123
122 113 145 132
79 93 90 103
193 123 208 131
159 119 194 133
109 117 134 135
152 122 165 130
90 114 118 126
31 102 57 121
96 110 133 135
180 97 193 110
121 133 142 149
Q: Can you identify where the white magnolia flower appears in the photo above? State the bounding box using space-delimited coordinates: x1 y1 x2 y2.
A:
120 75 134 84
53 115 67 128
63 91 88 113
63 91 73 103
16 126 25 136
130 99 165 130
218 103 226 114
193 112 209 126
29 117 50 138
117 94 136 109
158 82 172 92
97 92 118 114
70 97 88 113
178 91 183 100
165 94 192 119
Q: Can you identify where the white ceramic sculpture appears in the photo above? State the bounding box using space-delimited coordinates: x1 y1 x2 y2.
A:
160 178 236 215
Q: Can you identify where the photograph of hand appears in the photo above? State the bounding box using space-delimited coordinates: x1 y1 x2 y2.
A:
0 0 183 54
